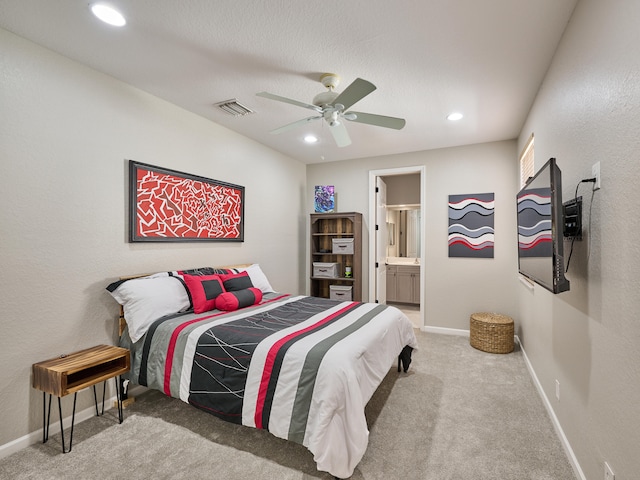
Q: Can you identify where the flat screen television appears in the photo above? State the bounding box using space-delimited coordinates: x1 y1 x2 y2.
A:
516 157 570 293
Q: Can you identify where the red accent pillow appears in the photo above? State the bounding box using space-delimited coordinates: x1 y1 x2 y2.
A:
215 288 263 311
218 271 254 292
182 274 226 314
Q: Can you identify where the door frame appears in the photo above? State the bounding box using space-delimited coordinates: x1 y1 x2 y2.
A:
368 165 426 329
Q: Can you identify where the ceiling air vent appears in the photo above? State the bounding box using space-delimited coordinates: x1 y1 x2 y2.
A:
214 99 254 116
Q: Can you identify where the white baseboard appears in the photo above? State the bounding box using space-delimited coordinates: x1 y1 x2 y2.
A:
517 336 586 480
422 325 469 336
0 385 146 460
420 330 586 479
0 398 113 459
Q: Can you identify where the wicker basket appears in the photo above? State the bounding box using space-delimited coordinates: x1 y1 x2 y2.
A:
470 312 514 354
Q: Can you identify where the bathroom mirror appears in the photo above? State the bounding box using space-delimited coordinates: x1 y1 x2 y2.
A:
386 205 420 258
387 222 395 245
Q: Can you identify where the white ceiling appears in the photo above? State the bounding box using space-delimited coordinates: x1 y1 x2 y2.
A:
0 0 578 164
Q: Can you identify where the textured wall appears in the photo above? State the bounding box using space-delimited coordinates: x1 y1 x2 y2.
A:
516 0 640 478
306 140 519 328
384 174 421 205
0 29 306 447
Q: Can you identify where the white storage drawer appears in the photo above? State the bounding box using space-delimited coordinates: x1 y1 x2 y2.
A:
330 285 353 301
332 238 354 254
313 262 340 278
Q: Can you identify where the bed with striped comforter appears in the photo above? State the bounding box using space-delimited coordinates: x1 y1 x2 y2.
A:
120 293 418 478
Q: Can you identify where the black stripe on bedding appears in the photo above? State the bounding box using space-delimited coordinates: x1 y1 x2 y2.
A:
138 312 186 386
188 296 343 423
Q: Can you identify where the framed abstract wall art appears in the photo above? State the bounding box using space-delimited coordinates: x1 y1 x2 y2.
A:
314 185 335 213
448 193 494 258
129 160 244 242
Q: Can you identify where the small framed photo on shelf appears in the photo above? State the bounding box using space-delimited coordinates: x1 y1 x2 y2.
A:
315 185 335 213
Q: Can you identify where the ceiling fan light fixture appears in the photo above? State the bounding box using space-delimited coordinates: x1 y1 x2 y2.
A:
90 3 127 27
313 90 339 107
447 112 464 121
325 109 340 127
258 74 406 147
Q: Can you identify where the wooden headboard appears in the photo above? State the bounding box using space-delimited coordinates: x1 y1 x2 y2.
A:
117 264 252 337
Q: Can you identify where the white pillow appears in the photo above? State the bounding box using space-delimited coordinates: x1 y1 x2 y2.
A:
108 273 190 343
237 264 275 293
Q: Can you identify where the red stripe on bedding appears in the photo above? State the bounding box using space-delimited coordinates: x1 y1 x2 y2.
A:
253 301 358 429
163 311 227 395
163 294 291 396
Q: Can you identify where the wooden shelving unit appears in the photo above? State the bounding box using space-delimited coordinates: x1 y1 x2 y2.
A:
310 212 362 301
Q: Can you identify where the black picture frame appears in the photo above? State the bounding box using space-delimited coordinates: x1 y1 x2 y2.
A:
129 160 244 242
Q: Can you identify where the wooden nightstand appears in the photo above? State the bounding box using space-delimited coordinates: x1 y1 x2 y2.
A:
32 345 130 452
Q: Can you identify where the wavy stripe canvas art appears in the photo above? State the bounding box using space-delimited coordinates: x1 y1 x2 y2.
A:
516 188 552 257
448 193 495 258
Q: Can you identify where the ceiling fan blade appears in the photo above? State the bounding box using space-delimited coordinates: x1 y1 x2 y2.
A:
256 91 322 113
329 122 352 147
346 111 406 130
269 115 321 134
332 78 376 110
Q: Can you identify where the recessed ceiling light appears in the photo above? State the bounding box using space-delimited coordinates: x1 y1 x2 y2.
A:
304 135 318 143
447 112 464 121
91 3 127 27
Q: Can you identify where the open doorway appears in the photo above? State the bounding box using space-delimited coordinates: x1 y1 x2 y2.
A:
368 166 426 329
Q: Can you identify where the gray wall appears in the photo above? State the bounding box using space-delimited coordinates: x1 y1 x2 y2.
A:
306 140 520 329
516 0 640 478
384 174 420 205
0 28 306 447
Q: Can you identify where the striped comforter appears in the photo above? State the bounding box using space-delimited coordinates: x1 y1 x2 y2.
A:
121 294 418 478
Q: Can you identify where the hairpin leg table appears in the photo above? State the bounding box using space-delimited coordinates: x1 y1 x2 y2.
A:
32 345 130 453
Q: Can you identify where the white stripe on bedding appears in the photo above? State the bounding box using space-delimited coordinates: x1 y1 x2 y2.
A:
303 305 417 474
241 299 353 428
266 302 380 439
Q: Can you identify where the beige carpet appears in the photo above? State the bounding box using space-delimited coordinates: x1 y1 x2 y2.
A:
0 332 577 479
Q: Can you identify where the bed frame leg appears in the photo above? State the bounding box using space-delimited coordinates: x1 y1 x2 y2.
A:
397 345 414 373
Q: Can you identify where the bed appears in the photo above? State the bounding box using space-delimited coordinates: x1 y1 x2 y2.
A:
107 264 417 479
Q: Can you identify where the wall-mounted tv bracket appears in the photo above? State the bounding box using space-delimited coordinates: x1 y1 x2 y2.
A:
563 196 582 240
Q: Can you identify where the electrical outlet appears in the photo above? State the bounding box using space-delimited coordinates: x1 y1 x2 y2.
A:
592 161 601 190
555 379 560 400
604 461 614 480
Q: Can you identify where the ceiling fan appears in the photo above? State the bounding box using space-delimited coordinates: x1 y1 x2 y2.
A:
256 73 406 147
